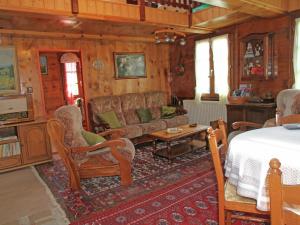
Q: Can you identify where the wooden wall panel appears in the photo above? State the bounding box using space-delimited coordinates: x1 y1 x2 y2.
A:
289 0 300 12
235 16 293 97
0 36 170 119
170 37 196 99
0 0 71 14
170 15 293 100
78 0 140 21
145 7 189 27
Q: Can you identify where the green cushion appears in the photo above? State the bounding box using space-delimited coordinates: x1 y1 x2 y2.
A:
161 106 177 119
98 111 122 129
136 108 152 123
81 130 106 146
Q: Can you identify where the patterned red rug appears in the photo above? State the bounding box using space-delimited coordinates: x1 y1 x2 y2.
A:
35 142 266 225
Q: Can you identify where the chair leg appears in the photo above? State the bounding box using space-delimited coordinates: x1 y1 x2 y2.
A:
119 162 132 186
225 211 232 225
219 207 225 225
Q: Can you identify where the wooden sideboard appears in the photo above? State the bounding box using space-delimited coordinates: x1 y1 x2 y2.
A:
0 119 52 172
226 103 276 133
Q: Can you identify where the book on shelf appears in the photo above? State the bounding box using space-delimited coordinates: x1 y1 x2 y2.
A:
0 141 20 158
0 135 18 142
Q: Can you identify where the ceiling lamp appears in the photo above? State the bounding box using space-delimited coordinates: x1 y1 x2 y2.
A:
154 29 187 46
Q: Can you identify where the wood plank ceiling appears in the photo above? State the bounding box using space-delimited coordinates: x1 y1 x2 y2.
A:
0 0 299 41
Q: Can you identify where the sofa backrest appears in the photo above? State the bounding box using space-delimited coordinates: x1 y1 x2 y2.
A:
88 91 168 130
120 93 146 125
144 92 168 120
89 95 126 128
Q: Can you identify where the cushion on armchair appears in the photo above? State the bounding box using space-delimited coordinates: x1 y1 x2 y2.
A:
81 130 106 146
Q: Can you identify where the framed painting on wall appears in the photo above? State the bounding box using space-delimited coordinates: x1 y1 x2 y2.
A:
114 52 146 79
39 55 48 75
0 46 20 95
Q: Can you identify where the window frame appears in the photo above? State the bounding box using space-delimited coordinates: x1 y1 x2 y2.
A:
195 32 232 101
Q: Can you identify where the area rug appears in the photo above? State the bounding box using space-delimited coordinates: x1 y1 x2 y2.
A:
35 141 213 222
35 142 266 225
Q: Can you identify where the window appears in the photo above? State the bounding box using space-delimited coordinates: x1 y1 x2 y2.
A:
195 34 229 101
64 62 79 104
294 18 300 89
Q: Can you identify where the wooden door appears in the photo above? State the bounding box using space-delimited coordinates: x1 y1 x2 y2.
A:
19 122 52 164
40 53 65 117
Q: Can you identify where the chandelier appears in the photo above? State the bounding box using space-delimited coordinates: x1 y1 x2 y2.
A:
154 29 186 46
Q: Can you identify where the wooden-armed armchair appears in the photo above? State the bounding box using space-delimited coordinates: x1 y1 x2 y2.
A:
47 105 135 191
268 158 300 225
230 89 300 141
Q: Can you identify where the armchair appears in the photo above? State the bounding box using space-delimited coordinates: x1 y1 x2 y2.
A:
230 89 300 141
47 105 135 191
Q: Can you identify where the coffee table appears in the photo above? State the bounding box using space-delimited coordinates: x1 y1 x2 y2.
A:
149 124 209 160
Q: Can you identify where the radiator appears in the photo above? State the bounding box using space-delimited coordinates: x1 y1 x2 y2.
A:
183 100 227 126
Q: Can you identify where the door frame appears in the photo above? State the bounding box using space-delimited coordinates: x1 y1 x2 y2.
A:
37 48 89 129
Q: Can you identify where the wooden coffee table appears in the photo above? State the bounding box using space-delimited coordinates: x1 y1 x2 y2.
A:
149 124 209 160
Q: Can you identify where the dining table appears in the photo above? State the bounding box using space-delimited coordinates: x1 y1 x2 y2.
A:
225 126 300 211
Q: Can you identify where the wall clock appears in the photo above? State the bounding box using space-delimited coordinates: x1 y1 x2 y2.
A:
92 59 104 71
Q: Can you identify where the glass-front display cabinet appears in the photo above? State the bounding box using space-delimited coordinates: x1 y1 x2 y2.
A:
240 33 274 81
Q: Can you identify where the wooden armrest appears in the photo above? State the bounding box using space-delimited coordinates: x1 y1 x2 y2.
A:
97 128 126 139
71 139 126 154
232 121 263 130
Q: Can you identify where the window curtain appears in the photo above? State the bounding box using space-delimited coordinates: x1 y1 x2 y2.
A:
212 34 229 101
293 18 300 89
195 39 210 102
195 34 229 102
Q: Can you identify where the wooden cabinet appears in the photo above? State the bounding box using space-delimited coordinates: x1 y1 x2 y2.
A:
0 120 52 172
226 103 276 133
19 122 51 164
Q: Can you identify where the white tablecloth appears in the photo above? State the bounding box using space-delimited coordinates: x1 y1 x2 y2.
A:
225 126 300 211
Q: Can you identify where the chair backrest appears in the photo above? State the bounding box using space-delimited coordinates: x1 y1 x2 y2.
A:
268 158 300 225
276 89 300 116
47 119 80 187
207 119 228 201
276 114 300 126
54 105 88 148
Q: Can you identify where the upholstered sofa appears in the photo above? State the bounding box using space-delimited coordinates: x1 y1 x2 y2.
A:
89 92 189 139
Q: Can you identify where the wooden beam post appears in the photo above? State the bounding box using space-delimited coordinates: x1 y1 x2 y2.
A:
139 0 145 21
71 0 79 14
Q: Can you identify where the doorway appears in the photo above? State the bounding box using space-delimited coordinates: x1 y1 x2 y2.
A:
39 50 87 126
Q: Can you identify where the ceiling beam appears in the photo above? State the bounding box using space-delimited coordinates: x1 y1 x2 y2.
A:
0 29 154 42
194 0 287 17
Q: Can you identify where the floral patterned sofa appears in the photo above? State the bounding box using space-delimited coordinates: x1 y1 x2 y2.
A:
88 92 188 139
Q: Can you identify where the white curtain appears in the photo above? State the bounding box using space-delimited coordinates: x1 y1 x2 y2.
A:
293 18 300 89
212 34 229 101
195 34 229 102
195 39 210 101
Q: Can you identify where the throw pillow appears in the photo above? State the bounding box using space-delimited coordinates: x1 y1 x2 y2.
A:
161 106 177 119
98 111 122 129
81 130 106 146
136 108 153 123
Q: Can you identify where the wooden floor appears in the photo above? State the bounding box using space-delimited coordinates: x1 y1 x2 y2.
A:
0 167 69 225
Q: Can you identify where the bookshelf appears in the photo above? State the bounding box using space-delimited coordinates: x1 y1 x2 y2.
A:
0 119 52 171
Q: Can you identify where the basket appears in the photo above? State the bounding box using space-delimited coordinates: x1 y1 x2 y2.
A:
227 96 247 104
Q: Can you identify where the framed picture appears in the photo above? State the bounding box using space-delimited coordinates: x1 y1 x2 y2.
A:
39 55 48 75
114 52 146 79
0 46 20 95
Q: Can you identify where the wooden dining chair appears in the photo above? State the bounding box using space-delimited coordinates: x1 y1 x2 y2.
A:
268 158 300 225
207 119 269 225
276 113 300 126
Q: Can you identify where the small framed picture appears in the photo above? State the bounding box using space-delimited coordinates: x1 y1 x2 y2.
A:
39 55 48 75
